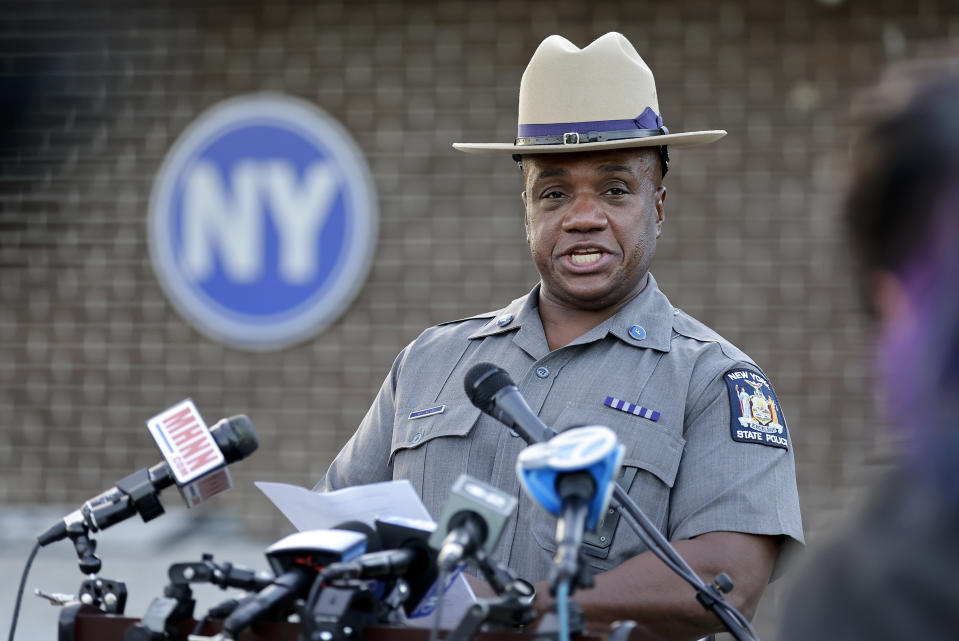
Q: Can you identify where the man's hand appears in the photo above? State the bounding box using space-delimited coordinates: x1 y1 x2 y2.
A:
533 531 780 641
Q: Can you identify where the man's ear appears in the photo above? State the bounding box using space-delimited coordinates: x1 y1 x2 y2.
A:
522 190 530 242
655 185 666 238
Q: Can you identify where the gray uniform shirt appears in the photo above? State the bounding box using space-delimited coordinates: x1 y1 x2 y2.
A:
316 274 803 581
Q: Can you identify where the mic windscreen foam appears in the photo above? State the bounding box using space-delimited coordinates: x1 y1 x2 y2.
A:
463 363 514 411
211 415 260 462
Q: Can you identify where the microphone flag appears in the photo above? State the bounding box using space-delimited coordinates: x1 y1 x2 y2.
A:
147 399 235 507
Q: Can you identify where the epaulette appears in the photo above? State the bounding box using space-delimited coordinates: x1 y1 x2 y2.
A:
671 308 753 364
435 311 499 327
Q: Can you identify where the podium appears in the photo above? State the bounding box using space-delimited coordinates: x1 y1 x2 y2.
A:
59 603 299 641
58 604 604 641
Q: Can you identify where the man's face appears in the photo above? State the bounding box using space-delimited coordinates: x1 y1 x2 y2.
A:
522 149 666 312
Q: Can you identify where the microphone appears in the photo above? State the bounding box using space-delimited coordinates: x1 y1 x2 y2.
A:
464 362 556 445
374 516 442 617
428 474 517 573
516 425 623 591
313 517 440 618
222 529 367 638
334 519 383 552
37 414 259 546
321 548 421 582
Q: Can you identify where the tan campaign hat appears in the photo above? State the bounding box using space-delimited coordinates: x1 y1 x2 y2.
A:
453 32 726 155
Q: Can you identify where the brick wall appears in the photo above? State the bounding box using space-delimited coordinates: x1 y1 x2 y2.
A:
2 0 958 636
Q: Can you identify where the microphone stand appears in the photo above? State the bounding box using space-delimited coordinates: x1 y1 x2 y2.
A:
446 550 537 641
123 553 274 641
57 520 129 615
608 484 757 641
541 477 597 641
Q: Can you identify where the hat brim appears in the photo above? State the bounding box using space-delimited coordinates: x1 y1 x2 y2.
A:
453 130 726 155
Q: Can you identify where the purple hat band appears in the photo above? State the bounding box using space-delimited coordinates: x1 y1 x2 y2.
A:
516 106 664 138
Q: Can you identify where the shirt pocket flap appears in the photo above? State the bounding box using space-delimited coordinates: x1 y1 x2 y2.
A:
554 403 685 488
390 400 482 460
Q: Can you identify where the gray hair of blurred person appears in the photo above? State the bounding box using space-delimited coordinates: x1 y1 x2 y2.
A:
845 68 959 501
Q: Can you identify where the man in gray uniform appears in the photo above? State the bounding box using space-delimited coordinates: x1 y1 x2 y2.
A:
317 32 803 639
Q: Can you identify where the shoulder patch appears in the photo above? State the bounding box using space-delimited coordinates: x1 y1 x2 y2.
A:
724 368 789 450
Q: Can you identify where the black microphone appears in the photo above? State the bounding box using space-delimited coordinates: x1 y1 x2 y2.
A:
334 519 383 552
374 516 442 617
464 363 556 445
38 415 259 546
321 548 421 582
550 471 594 590
320 518 430 586
223 529 367 637
224 568 315 637
299 518 434 630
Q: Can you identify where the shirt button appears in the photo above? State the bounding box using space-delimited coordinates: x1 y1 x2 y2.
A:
411 433 422 444
535 366 550 378
628 325 647 341
509 429 520 438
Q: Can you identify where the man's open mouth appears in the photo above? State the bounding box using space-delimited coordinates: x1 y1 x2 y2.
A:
568 249 604 265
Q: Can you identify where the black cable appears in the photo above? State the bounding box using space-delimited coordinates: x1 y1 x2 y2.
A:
612 499 692 581
616 503 758 641
612 486 700 580
8 541 40 641
610 487 760 641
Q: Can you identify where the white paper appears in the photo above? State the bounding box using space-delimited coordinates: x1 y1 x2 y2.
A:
255 479 434 531
255 479 476 629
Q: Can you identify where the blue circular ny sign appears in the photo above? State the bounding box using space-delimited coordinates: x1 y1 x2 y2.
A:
149 94 378 350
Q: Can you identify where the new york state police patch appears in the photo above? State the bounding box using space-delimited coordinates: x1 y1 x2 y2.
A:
724 369 789 450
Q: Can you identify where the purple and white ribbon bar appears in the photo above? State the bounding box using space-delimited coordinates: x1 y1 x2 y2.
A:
604 396 660 422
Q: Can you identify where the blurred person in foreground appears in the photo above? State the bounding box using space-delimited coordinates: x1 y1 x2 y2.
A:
779 70 959 639
318 32 803 639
